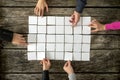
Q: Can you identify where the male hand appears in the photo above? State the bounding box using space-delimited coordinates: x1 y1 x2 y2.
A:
12 33 27 46
63 61 74 74
70 11 80 27
40 58 51 70
34 0 48 16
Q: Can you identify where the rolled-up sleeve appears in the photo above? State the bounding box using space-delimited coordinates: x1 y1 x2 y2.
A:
75 0 87 13
42 70 50 80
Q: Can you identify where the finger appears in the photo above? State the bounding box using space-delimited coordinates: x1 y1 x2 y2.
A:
41 9 44 16
45 5 49 12
35 7 39 15
34 7 37 14
40 60 43 65
19 42 28 46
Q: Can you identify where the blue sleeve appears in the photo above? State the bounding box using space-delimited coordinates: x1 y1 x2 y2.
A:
42 70 49 80
75 0 87 13
0 29 13 42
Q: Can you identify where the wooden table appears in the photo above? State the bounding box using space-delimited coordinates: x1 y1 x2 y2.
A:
0 0 120 80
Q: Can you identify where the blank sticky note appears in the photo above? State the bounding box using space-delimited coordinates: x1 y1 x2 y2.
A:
74 26 82 34
28 34 36 42
64 52 72 61
65 26 73 34
74 35 82 43
37 52 45 60
65 35 73 43
47 43 55 51
47 35 55 42
82 26 91 34
38 26 46 34
56 35 64 43
82 17 91 25
55 52 64 60
27 52 37 60
73 53 81 61
38 17 46 25
46 52 55 59
82 35 91 43
56 26 64 34
65 44 73 51
37 34 46 42
73 44 82 52
29 25 37 33
56 44 64 51
47 16 55 25
56 17 64 25
28 43 36 51
65 17 71 25
82 44 90 52
47 26 55 34
37 43 45 51
82 53 90 61
29 16 37 24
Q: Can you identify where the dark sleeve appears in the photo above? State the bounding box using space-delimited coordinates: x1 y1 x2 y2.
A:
42 70 49 80
0 29 13 42
75 0 87 13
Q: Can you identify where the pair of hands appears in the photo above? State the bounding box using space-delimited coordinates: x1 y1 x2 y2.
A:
41 59 74 75
34 0 80 27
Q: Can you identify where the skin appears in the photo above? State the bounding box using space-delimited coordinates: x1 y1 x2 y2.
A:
12 33 27 46
63 61 74 74
34 0 80 26
40 58 51 70
89 20 106 32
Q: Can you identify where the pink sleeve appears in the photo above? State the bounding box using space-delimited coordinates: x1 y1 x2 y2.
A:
105 21 120 30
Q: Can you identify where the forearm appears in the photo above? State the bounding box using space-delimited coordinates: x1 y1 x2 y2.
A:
105 21 120 30
75 0 87 13
68 73 76 80
42 70 49 80
0 29 13 42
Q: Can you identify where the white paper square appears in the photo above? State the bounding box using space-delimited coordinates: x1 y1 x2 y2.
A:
29 25 37 33
37 52 45 60
65 35 73 43
29 16 37 24
82 17 91 25
73 44 82 52
37 34 46 42
55 52 64 60
56 17 64 25
73 53 81 61
77 17 82 25
74 26 82 34
56 44 64 51
65 17 71 25
64 52 72 61
82 26 91 34
47 35 55 42
46 52 55 59
82 35 91 43
47 43 55 51
37 43 45 51
27 52 37 60
28 34 36 42
28 43 36 51
38 26 46 34
82 53 90 61
65 26 73 34
56 26 64 34
65 44 73 51
47 16 55 25
74 35 82 43
82 44 90 52
56 35 64 43
38 17 46 25
47 26 55 34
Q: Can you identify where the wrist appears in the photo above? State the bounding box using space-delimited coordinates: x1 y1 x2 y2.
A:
102 24 106 31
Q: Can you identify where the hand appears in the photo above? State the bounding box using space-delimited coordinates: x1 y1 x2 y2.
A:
34 0 48 16
63 61 74 74
89 20 106 32
40 58 51 70
70 11 80 27
12 33 27 46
